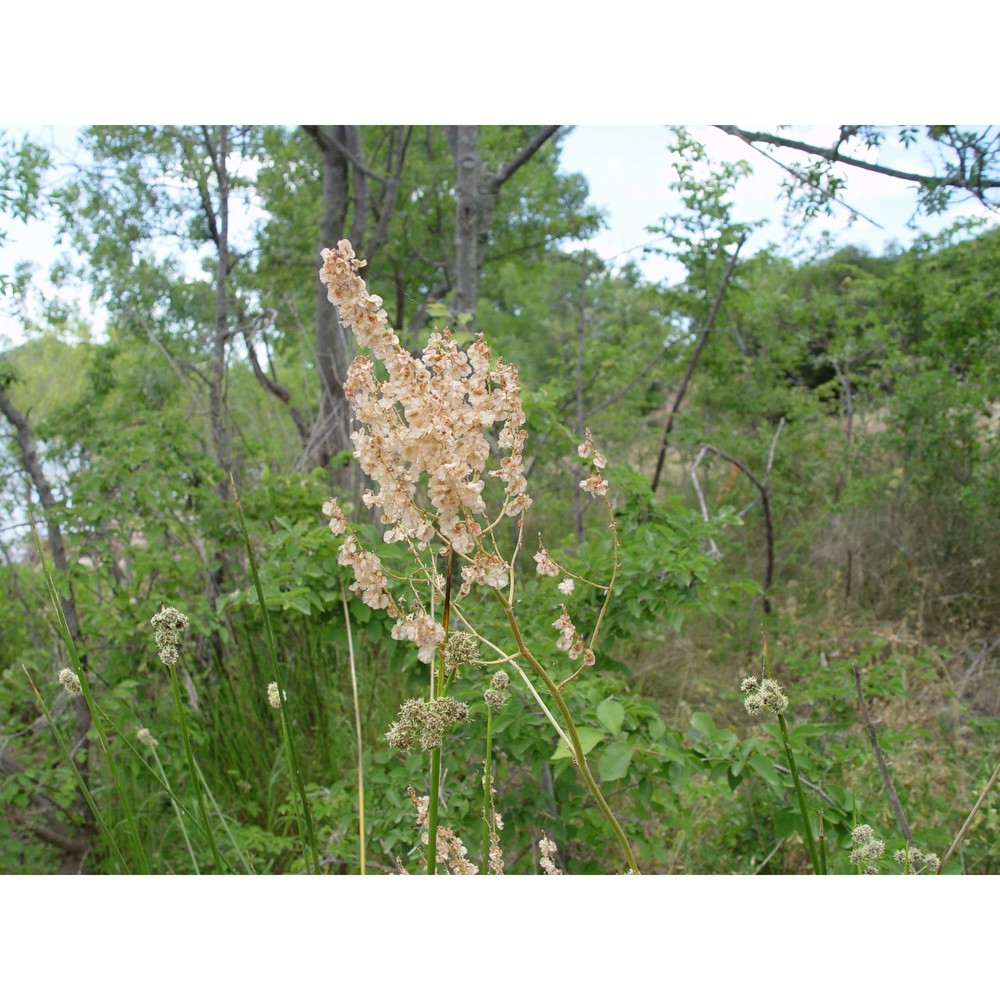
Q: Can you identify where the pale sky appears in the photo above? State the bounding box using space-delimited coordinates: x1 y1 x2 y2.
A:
1 125 996 345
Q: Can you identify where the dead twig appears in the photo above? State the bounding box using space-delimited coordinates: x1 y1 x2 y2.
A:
852 659 915 849
936 758 1000 874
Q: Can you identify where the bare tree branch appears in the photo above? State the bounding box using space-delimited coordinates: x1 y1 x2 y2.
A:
650 234 745 495
852 659 915 850
716 125 1000 205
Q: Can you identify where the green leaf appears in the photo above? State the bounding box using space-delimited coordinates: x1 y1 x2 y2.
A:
599 742 634 782
551 726 605 760
596 697 625 736
747 753 782 787
688 711 716 739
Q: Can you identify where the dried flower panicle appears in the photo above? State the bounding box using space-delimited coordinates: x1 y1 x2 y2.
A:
538 833 563 875
150 606 189 666
553 606 595 666
741 675 789 716
136 728 159 749
318 239 531 570
534 544 561 577
59 668 82 696
578 428 609 497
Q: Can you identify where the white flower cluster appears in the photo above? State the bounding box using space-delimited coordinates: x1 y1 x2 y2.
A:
741 675 789 716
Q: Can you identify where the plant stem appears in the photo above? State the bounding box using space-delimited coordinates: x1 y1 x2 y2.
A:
776 711 824 874
426 547 454 875
31 532 149 873
23 668 131 873
341 584 366 875
481 705 494 873
231 476 320 873
493 589 640 873
937 757 1000 873
166 657 225 873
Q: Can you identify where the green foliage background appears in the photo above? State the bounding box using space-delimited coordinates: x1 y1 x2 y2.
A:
2 125 999 874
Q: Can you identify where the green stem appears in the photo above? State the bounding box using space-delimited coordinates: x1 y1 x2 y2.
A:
425 548 454 875
776 712 824 874
427 747 441 876
493 589 640 873
341 584 366 875
481 705 494 873
231 477 320 873
23 668 131 873
152 746 199 873
31 531 149 873
166 658 225 873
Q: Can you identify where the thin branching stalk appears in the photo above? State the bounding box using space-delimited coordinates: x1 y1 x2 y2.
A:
340 583 366 875
493 589 640 873
231 476 321 873
450 605 573 752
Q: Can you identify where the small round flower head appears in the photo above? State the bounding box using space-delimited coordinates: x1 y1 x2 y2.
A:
759 678 789 714
386 698 428 751
59 668 82 696
557 577 575 596
863 865 881 875
136 728 159 749
445 631 479 669
743 676 788 716
484 688 507 711
267 682 286 709
921 852 940 872
490 669 510 691
150 606 189 666
850 824 885 865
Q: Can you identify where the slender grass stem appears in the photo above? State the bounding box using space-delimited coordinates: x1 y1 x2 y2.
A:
31 528 149 873
231 476 321 874
937 757 1000 873
341 584 366 875
152 746 199 873
23 668 131 873
165 656 225 873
